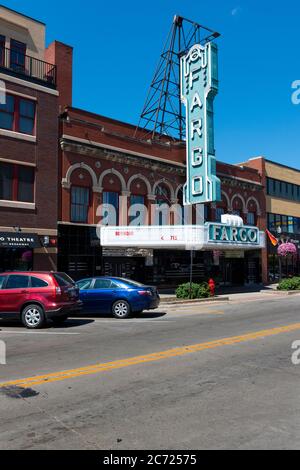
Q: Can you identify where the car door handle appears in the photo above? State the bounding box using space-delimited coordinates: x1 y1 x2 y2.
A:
21 290 29 294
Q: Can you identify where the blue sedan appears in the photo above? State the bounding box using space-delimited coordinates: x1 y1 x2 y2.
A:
76 277 160 319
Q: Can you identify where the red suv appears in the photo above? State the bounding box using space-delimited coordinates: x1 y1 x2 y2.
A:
0 272 82 329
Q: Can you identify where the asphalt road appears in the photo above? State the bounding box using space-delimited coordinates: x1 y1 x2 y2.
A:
0 293 300 450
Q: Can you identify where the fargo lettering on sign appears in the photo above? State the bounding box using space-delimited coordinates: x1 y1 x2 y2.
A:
180 42 221 205
208 224 259 245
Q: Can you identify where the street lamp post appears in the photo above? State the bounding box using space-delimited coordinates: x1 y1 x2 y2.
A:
277 226 282 280
189 248 194 299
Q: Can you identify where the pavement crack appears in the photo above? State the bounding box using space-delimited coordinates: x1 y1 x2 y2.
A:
15 392 102 450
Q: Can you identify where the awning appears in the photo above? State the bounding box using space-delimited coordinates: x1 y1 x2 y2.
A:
100 224 265 251
0 233 41 249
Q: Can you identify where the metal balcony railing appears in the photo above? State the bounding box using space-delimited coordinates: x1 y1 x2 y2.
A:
0 47 57 89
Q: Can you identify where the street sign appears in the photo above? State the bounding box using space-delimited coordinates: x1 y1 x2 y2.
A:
180 42 221 205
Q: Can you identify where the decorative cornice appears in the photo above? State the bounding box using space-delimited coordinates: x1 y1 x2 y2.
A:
60 139 185 177
220 175 262 192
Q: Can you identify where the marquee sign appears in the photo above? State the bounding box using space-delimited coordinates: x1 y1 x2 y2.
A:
180 42 221 205
208 223 260 245
100 226 204 248
100 224 264 250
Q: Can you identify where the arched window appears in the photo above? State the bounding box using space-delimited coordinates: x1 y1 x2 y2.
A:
155 184 170 226
246 199 259 226
70 168 92 223
129 179 148 226
71 186 90 223
232 196 244 220
155 184 170 203
102 173 122 225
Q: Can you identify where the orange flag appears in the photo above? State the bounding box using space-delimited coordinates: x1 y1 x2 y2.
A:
266 229 278 247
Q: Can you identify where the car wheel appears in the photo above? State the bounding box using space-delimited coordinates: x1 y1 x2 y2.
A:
21 304 46 329
52 315 68 325
112 300 131 319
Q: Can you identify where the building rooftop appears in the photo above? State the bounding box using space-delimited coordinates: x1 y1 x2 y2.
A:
0 4 45 25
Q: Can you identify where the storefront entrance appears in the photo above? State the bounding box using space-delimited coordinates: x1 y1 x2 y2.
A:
0 232 41 273
0 247 33 272
218 253 261 286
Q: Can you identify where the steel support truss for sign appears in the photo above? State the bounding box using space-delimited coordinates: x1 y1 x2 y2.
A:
135 15 220 141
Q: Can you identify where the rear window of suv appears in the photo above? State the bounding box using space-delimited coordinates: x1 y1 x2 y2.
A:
52 273 75 287
31 277 48 288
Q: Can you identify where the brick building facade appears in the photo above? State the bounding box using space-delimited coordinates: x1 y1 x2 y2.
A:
58 108 266 286
0 6 69 272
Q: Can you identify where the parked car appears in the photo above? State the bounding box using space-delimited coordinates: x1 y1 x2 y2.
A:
0 272 82 329
76 277 160 319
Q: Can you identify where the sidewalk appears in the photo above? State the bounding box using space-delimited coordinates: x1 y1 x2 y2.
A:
159 284 294 305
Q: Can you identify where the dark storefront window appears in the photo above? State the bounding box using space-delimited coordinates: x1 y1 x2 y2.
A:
0 94 36 135
287 216 294 233
0 162 34 202
58 225 101 280
281 215 288 232
268 212 300 235
267 213 300 281
0 248 33 273
71 186 90 223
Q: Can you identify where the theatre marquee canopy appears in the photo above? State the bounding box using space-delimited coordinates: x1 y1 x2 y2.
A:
100 224 265 251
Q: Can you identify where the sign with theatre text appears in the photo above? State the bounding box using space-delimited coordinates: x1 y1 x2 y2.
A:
181 42 221 205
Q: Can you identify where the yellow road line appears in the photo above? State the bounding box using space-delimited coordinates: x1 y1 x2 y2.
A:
1 322 300 389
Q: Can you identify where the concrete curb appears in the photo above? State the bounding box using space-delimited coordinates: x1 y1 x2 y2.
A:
260 289 300 295
160 296 230 305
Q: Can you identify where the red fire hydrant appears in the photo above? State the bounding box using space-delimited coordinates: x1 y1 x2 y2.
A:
208 278 215 297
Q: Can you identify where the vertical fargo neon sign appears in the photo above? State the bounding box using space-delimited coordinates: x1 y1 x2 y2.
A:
180 42 221 205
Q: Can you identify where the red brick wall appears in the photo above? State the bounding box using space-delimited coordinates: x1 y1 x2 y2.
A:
0 80 59 231
0 80 59 271
45 41 73 109
61 109 186 166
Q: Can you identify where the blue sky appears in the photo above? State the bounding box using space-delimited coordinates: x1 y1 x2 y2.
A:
2 0 300 167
